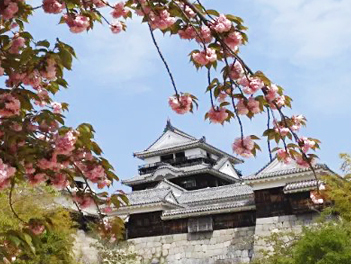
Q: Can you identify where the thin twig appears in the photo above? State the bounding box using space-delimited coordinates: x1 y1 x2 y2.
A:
9 182 26 223
147 24 179 97
266 107 273 161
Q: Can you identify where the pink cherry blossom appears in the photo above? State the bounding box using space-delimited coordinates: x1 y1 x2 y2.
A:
0 158 16 191
194 26 212 43
218 91 227 102
295 156 310 168
74 194 94 209
41 58 57 80
232 136 255 158
299 137 316 153
64 14 90 33
111 2 128 18
228 61 244 80
42 0 65 14
247 97 260 114
149 10 176 30
0 93 21 117
291 115 305 132
207 107 228 124
110 21 123 34
1 1 19 20
51 102 62 113
178 26 196 40
211 14 232 33
29 224 45 235
241 77 264 95
97 179 111 189
51 173 69 190
23 70 42 88
265 84 279 102
92 0 105 8
9 36 25 54
236 99 249 115
55 130 77 155
28 173 47 186
192 48 217 66
11 123 22 132
276 149 291 164
102 206 112 213
168 94 192 114
224 31 242 51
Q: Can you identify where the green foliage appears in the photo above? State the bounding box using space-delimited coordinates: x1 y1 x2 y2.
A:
252 222 351 264
95 242 140 264
0 186 77 264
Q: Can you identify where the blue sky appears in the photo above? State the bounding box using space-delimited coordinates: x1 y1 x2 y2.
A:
27 0 351 192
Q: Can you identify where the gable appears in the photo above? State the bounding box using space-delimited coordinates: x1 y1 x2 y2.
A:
219 160 239 179
147 130 196 151
258 158 297 175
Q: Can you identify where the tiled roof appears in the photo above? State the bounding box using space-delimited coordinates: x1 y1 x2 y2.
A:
162 198 255 219
122 163 210 185
122 163 241 186
126 188 173 206
245 164 329 181
178 183 253 204
283 179 320 193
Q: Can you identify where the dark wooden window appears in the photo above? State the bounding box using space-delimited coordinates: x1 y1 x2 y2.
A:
175 152 185 159
161 154 174 162
255 187 292 217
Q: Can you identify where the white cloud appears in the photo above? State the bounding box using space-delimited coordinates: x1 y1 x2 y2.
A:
77 19 158 86
257 0 351 65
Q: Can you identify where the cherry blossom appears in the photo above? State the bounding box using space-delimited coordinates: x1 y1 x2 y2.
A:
168 94 193 114
178 26 197 40
224 31 243 51
110 21 123 34
64 14 90 33
265 84 279 102
23 70 42 88
28 173 47 186
1 1 19 20
240 77 264 95
51 173 69 190
276 149 291 164
211 14 232 33
299 137 316 153
29 224 45 236
192 48 217 66
54 130 78 155
0 159 16 191
111 2 128 19
74 194 94 209
232 136 254 158
0 93 21 117
51 102 62 114
237 98 260 115
41 58 57 80
228 61 244 80
9 36 25 54
149 10 176 30
195 26 213 43
42 0 65 14
207 107 228 124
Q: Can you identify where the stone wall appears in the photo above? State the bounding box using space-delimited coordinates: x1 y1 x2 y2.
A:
126 227 255 264
73 213 317 264
253 213 316 258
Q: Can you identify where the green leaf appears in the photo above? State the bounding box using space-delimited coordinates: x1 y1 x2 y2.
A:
36 40 50 48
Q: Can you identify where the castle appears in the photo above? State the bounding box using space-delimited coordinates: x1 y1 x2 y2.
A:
112 121 332 263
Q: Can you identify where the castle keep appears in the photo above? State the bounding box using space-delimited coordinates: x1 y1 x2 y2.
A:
113 121 332 263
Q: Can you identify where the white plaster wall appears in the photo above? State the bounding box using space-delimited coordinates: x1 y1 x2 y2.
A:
219 161 238 178
144 156 161 164
185 148 206 157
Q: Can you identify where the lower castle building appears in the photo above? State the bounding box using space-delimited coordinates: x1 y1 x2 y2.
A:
112 121 333 264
